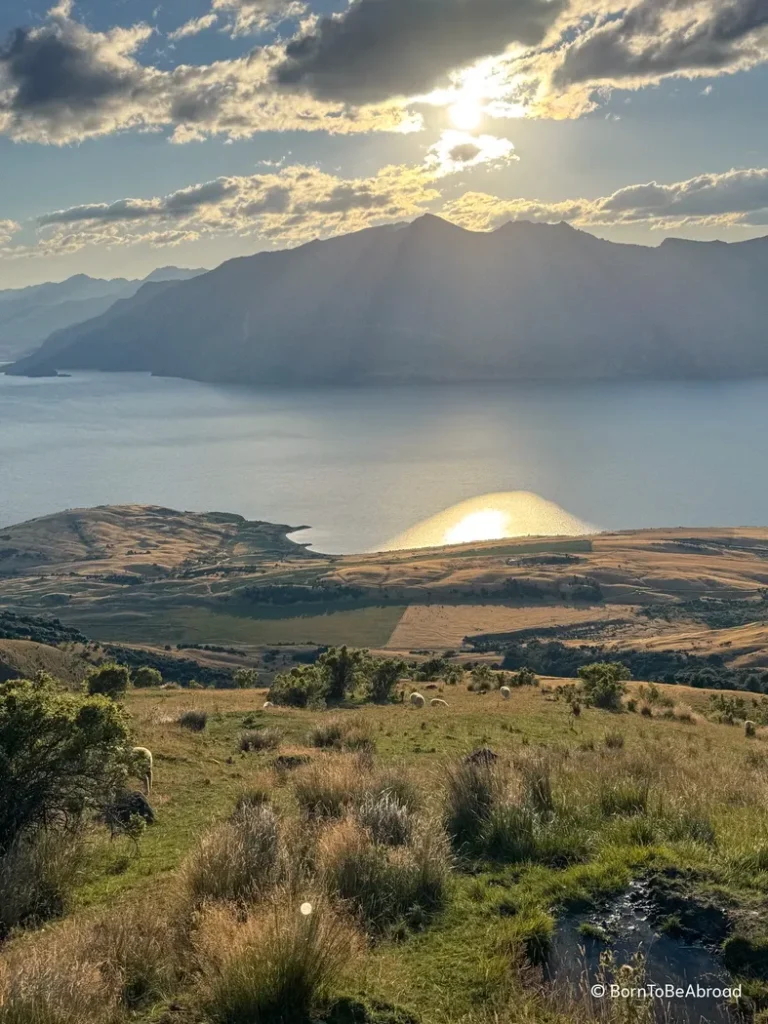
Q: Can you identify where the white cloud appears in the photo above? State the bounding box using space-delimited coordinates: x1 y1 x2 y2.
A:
168 14 219 41
212 0 306 36
425 130 517 177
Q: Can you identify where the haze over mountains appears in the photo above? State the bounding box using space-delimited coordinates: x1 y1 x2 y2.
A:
7 216 768 383
0 266 205 362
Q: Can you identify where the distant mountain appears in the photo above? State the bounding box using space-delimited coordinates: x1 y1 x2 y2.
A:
8 217 768 383
0 266 205 362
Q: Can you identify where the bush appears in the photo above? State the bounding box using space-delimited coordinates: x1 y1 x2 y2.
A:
355 793 413 847
240 728 281 752
178 709 208 732
198 899 359 1024
512 667 538 688
468 665 497 693
86 662 131 699
366 659 405 704
269 666 328 709
0 677 129 850
183 803 281 905
318 820 450 932
132 666 163 688
0 829 84 939
578 662 630 711
444 757 505 851
234 668 260 689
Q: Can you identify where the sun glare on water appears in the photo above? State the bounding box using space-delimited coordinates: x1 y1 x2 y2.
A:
378 492 597 552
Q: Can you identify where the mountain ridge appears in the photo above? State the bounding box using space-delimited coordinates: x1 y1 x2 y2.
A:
7 216 768 383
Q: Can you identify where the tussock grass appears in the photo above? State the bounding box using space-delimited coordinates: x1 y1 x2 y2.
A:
177 709 207 732
196 897 360 1024
293 758 366 819
239 728 281 752
0 830 83 939
444 757 506 850
182 802 281 905
355 793 413 847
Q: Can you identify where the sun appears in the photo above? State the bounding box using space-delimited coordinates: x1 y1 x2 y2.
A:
449 99 482 131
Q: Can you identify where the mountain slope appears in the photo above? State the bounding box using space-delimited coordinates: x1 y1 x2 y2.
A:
0 266 205 362
8 217 768 383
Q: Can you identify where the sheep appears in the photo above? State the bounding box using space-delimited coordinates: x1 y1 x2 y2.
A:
430 698 449 708
500 686 511 701
745 720 757 738
131 746 153 796
263 701 274 708
409 692 425 708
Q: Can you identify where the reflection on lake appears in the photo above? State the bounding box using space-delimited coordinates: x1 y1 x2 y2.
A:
2 372 768 553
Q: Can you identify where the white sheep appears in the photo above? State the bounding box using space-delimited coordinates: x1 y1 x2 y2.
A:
430 698 449 708
131 746 154 796
500 686 511 701
745 720 757 738
263 701 274 708
409 692 425 708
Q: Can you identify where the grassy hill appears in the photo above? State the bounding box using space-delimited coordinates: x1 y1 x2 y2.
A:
2 677 767 1023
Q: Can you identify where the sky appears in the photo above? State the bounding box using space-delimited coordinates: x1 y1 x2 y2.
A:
0 0 767 287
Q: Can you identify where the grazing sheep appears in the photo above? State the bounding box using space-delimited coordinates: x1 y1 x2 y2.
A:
430 698 449 708
131 746 153 796
263 701 274 708
409 692 425 708
745 720 757 738
500 686 511 701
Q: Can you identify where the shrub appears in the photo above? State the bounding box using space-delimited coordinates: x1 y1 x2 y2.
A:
319 646 370 703
367 659 405 703
234 668 260 689
183 802 281 905
178 709 208 732
0 677 129 850
269 667 328 709
198 899 359 1024
0 829 84 939
578 662 630 711
87 662 131 699
444 757 505 850
318 820 450 932
240 728 281 752
132 666 163 688
468 665 497 693
355 793 413 847
512 667 538 688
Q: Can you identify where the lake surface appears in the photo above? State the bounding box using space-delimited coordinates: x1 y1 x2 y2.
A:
1 371 768 553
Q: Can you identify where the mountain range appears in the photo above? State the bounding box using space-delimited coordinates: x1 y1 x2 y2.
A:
7 216 768 383
0 266 205 362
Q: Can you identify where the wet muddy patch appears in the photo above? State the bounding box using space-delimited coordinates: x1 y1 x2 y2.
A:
546 870 739 1023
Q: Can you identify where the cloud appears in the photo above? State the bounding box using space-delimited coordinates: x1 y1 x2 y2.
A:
426 130 517 177
554 0 768 89
168 14 219 41
0 220 20 244
443 167 768 231
273 0 566 103
212 0 306 36
0 4 419 144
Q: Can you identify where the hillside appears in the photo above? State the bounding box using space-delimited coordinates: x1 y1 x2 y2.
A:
4 505 768 692
0 266 204 363
7 216 768 384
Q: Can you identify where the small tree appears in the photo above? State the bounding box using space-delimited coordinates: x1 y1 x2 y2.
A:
318 646 368 703
367 658 405 704
269 666 328 708
234 668 260 689
87 663 131 699
578 662 630 711
0 677 130 850
132 666 163 688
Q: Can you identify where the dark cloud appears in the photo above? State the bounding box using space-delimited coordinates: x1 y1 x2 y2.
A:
449 142 482 163
0 23 141 118
274 0 566 103
242 185 291 215
306 183 393 213
38 179 236 226
554 0 768 87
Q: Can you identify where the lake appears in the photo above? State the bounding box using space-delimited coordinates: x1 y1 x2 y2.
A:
1 371 767 553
